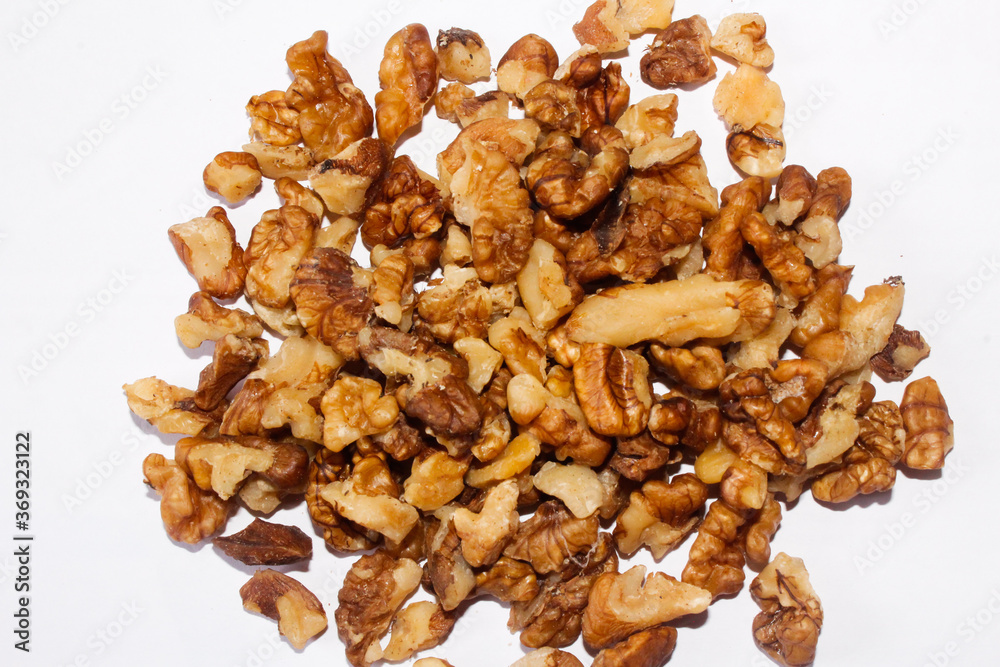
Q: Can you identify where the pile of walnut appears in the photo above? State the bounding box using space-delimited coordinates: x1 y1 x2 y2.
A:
125 3 955 666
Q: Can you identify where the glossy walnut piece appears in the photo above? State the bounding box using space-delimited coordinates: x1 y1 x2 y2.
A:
285 31 373 162
376 24 438 147
168 207 247 300
215 518 312 566
900 376 954 470
640 16 716 88
142 453 229 544
496 34 559 100
436 28 491 84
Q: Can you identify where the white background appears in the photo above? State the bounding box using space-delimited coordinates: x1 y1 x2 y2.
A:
1 0 998 665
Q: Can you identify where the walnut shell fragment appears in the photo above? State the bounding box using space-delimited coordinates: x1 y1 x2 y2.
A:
241 569 327 650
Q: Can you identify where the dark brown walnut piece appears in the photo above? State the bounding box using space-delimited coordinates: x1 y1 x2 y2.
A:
285 30 374 162
788 263 853 347
900 376 954 470
578 62 630 130
504 500 600 574
168 207 247 300
376 24 438 147
640 16 717 88
702 176 771 281
194 335 268 411
765 164 817 226
142 453 229 544
241 569 327 651
609 431 679 482
214 518 312 566
870 324 931 382
591 625 678 667
720 368 805 470
509 533 618 648
741 210 816 301
750 553 823 667
424 515 476 612
289 247 373 359
336 551 423 667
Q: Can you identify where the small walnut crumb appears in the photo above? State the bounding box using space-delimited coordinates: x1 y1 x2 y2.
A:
203 151 262 205
241 569 327 650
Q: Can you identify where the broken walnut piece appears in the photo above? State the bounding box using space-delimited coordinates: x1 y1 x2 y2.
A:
451 478 520 567
321 375 399 452
727 123 786 179
474 556 540 604
532 461 607 519
750 553 823 667
193 334 268 411
175 435 274 500
436 28 491 83
245 204 319 310
504 500 600 574
682 498 748 600
573 0 629 54
811 400 904 503
214 518 312 566
143 453 229 544
403 448 468 512
591 625 678 667
509 532 618 648
640 15 716 88
713 63 784 130
289 247 374 360
168 207 247 300
496 34 559 100
363 155 445 250
581 565 711 649
242 141 314 181
247 90 301 146
742 492 782 570
336 552 423 667
381 600 454 662
124 377 221 436
425 512 477 611
203 151 262 205
573 343 653 438
241 569 328 651
900 376 954 470
309 137 391 217
711 13 774 68
870 324 931 382
613 472 707 559
376 24 438 146
285 30 374 162
649 344 725 391
175 291 264 349
512 648 584 667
